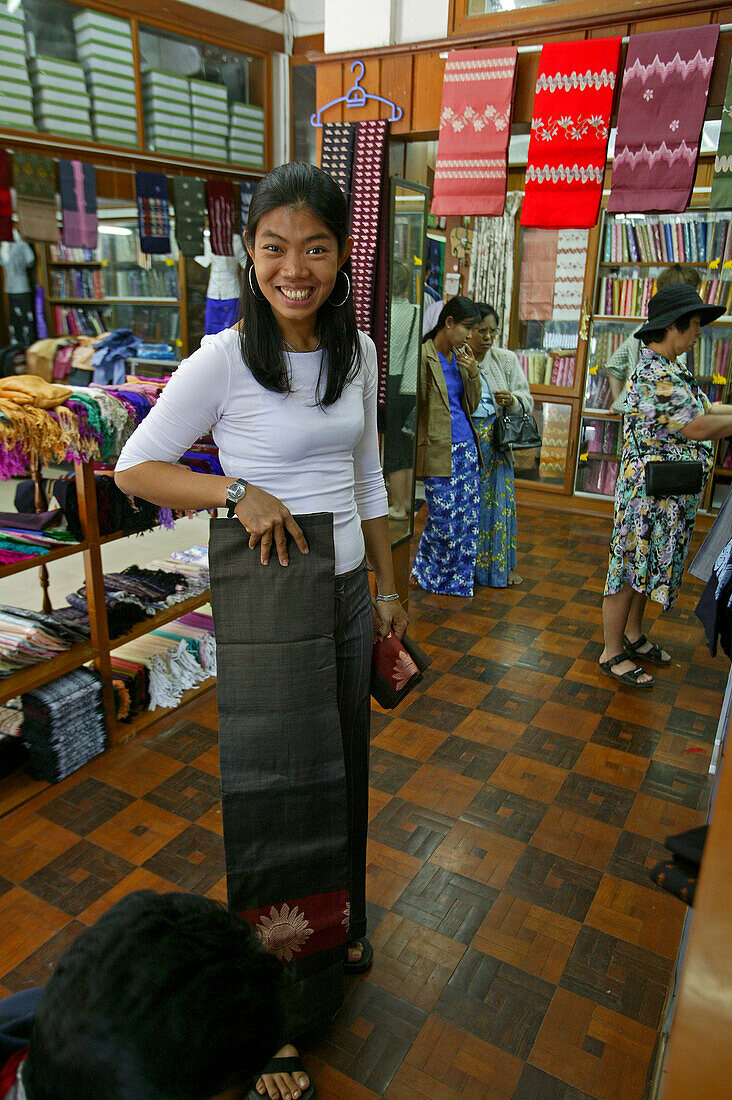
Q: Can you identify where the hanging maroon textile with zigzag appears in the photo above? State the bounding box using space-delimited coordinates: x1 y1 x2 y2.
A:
608 26 719 214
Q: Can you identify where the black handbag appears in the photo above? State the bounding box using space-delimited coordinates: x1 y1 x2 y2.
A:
644 459 704 498
493 408 542 452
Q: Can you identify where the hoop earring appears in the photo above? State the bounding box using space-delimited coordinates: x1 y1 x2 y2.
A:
329 270 351 308
247 265 265 300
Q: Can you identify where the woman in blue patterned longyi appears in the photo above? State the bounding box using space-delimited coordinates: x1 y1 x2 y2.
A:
411 297 483 596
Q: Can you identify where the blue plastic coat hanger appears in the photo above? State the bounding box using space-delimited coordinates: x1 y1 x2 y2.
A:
310 60 404 127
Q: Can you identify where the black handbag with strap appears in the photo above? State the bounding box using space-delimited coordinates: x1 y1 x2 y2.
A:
627 417 704 498
493 408 542 452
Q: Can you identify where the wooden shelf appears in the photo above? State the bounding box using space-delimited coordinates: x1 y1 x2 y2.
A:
48 298 108 305
0 539 88 580
581 409 621 419
110 590 211 650
48 260 102 267
594 314 732 324
106 297 179 304
599 261 710 268
114 680 215 743
0 641 95 706
580 452 621 461
714 466 732 478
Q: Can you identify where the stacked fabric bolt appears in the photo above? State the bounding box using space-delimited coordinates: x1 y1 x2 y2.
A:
21 666 108 782
66 564 193 638
0 606 87 677
113 605 215 718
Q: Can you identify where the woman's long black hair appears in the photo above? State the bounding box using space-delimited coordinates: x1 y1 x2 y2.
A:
423 295 481 344
239 162 361 407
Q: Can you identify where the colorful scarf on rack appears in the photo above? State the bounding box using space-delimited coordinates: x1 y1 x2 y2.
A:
0 151 12 242
522 37 621 228
711 59 732 210
349 120 388 338
58 160 97 250
13 152 58 244
135 171 171 254
432 48 517 216
206 179 235 256
170 176 205 257
320 123 357 202
608 26 720 214
240 180 256 238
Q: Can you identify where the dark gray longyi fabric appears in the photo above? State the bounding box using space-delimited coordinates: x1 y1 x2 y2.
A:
208 513 348 1034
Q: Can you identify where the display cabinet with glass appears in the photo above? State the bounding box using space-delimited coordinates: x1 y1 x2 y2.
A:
45 205 183 346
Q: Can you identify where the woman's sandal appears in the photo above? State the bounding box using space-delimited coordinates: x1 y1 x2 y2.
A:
623 633 672 666
247 1056 315 1100
344 936 373 974
598 653 654 689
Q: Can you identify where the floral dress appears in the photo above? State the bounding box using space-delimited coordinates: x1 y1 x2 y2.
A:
604 347 713 611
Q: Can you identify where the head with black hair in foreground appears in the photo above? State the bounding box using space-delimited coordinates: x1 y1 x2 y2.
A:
21 890 283 1100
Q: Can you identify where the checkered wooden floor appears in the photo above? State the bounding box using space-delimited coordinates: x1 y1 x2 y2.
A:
0 506 719 1098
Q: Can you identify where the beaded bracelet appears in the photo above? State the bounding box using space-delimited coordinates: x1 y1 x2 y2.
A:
376 593 400 602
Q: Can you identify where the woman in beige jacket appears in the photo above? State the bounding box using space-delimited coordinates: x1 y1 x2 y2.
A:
412 296 483 595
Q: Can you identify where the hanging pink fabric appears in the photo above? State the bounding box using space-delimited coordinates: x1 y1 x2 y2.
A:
349 120 388 338
608 25 720 213
518 229 558 321
206 179 235 256
522 37 621 228
432 48 518 216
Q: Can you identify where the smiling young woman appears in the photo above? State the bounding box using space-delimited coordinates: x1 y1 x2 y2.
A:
114 162 408 1100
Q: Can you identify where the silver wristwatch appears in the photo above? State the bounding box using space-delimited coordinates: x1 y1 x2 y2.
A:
226 478 248 518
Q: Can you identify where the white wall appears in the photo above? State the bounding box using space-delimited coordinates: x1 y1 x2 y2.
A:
180 1 326 40
325 0 448 52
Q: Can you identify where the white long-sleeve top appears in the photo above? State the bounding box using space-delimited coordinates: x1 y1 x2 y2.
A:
116 327 389 574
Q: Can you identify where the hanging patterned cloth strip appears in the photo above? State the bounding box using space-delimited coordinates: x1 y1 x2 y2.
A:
371 147 391 417
522 37 621 228
320 122 357 203
207 179 235 256
518 229 559 321
58 160 97 250
240 180 256 238
467 193 522 341
135 171 171 254
0 151 12 242
13 152 58 243
608 25 719 214
710 60 732 210
552 229 589 318
349 120 389 338
170 176 205 258
432 48 518 217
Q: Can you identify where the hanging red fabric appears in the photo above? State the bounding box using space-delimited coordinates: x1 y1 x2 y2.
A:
521 37 621 229
608 25 719 214
432 48 518 217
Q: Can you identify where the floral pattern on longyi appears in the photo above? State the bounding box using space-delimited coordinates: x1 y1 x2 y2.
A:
255 903 314 962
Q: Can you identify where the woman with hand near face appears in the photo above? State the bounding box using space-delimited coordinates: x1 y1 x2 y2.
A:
411 296 483 596
115 163 407 1100
467 303 534 588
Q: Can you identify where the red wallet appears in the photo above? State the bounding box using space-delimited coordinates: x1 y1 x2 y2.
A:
371 632 431 709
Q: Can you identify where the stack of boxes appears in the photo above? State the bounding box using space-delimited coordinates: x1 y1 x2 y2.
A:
29 55 93 139
142 70 192 156
0 2 34 131
72 10 137 146
228 103 265 168
189 78 228 162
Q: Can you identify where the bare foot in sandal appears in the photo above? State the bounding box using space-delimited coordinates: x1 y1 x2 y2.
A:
598 651 654 688
508 571 523 586
253 1044 311 1100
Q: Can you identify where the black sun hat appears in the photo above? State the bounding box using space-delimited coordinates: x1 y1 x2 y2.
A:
635 283 725 339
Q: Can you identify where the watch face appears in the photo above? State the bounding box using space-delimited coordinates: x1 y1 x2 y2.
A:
228 481 246 505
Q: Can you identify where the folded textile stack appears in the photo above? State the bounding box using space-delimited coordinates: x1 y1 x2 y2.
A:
91 329 141 386
0 605 87 678
28 56 93 139
22 666 108 782
113 604 215 716
143 70 192 156
66 563 194 638
72 9 137 146
190 79 228 161
136 343 177 361
0 5 35 131
0 697 26 779
228 103 265 167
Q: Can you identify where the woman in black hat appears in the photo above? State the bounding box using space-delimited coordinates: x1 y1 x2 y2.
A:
600 284 732 688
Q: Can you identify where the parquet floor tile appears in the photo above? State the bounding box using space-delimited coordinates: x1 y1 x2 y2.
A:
0 505 720 1097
